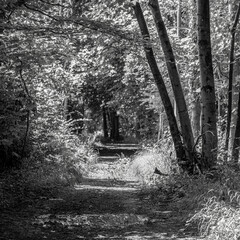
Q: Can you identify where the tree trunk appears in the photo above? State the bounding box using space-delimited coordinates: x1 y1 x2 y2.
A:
148 0 194 160
232 88 240 162
102 105 108 138
109 109 120 141
197 0 218 168
174 0 181 123
114 114 120 140
133 3 189 170
177 0 181 38
157 112 163 141
188 0 201 140
225 1 240 152
230 60 240 152
191 100 201 138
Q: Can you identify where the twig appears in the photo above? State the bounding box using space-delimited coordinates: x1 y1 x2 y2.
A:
23 3 59 21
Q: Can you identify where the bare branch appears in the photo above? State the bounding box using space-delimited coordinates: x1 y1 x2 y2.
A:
23 3 59 21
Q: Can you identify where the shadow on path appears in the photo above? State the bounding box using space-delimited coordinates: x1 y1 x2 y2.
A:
0 144 202 240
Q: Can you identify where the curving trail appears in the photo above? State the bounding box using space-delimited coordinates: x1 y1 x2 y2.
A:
0 144 201 240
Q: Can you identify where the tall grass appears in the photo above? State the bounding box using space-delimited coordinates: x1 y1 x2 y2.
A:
129 140 240 239
0 122 97 209
187 164 240 239
129 140 177 186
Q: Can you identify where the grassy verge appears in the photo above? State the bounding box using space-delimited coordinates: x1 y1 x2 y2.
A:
187 164 240 239
129 142 240 239
0 126 97 209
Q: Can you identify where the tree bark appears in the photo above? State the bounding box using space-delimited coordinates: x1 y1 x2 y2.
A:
102 105 108 138
174 0 181 123
188 0 201 139
232 88 240 162
157 113 163 141
191 100 201 138
230 60 240 152
197 0 218 168
226 1 240 152
148 0 194 158
177 0 182 38
133 3 189 170
109 109 120 141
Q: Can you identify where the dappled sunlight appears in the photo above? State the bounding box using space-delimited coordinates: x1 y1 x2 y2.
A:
33 213 148 229
0 143 201 240
87 158 139 182
1 0 236 238
32 212 188 239
75 184 139 191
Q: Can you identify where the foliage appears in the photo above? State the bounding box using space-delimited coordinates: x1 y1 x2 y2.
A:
0 124 97 209
0 64 31 168
165 163 240 239
191 196 240 239
130 145 240 238
130 139 177 185
1 0 240 238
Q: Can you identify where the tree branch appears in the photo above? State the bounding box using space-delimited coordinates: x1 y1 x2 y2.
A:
23 3 59 21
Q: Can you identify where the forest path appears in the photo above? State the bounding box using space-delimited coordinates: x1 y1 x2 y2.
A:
94 142 141 162
0 145 201 240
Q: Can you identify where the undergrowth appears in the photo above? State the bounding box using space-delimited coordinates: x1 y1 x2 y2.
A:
130 139 177 186
167 166 240 239
187 164 240 239
0 122 97 209
130 140 240 239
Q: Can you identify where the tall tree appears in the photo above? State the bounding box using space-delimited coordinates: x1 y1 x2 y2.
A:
148 0 194 161
133 2 188 169
197 0 218 167
231 1 240 162
225 0 240 152
188 0 201 139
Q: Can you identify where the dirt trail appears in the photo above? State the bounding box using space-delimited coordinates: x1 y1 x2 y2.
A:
0 145 201 240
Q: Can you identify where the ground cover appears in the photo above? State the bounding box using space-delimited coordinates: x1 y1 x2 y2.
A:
0 144 201 240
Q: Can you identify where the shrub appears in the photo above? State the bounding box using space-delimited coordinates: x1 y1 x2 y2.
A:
190 195 240 239
0 121 97 209
185 164 240 239
129 140 176 186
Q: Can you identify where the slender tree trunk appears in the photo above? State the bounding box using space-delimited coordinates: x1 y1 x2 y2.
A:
232 89 240 162
225 2 240 151
109 110 115 140
109 110 120 141
174 0 181 123
188 0 201 139
177 0 181 38
191 101 201 138
197 0 218 168
102 105 108 138
148 0 194 159
115 114 120 140
157 112 163 141
133 3 190 170
230 60 240 151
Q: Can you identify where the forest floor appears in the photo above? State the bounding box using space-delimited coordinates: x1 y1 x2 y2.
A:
0 144 203 240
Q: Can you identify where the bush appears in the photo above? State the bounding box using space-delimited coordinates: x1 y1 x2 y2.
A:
130 142 240 239
0 121 97 209
129 141 177 186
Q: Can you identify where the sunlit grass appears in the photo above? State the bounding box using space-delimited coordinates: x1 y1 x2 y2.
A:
127 143 240 239
129 149 174 186
186 165 240 239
